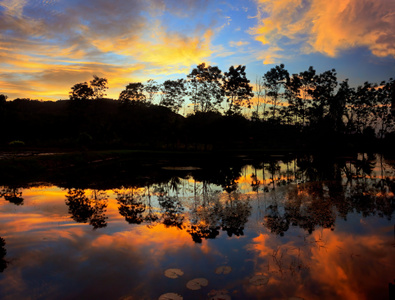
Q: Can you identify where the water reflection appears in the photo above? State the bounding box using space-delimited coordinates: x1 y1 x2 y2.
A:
116 188 147 225
65 189 108 229
0 153 394 299
0 186 23 206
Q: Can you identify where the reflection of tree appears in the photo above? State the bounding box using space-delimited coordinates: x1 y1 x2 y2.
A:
296 154 343 182
221 194 251 237
157 187 184 229
188 181 222 243
265 160 280 190
218 167 241 193
250 172 261 193
0 186 24 205
116 188 146 224
264 205 289 236
263 154 395 235
65 189 108 229
342 153 375 181
88 190 108 229
144 185 159 226
0 236 7 272
264 183 336 235
347 179 395 220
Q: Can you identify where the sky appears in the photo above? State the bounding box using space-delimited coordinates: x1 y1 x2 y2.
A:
0 0 394 101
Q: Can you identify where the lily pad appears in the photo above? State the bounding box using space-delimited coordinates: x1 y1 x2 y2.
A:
158 293 183 300
249 274 269 286
215 266 232 275
186 278 209 290
164 268 184 279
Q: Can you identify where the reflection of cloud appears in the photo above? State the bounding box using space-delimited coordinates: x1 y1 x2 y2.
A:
307 229 394 300
250 0 395 63
244 228 394 299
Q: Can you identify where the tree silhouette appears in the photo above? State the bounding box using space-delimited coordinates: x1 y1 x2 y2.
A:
283 72 302 125
263 64 289 121
187 63 224 113
374 79 395 139
253 76 265 120
223 65 253 115
347 81 376 134
309 69 337 125
328 79 352 133
119 82 146 104
296 66 316 126
0 94 7 104
144 79 160 104
160 79 186 113
70 76 108 100
90 75 108 99
69 82 94 100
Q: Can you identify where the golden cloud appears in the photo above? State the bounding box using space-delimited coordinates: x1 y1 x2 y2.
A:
251 0 395 62
0 0 217 100
132 28 215 75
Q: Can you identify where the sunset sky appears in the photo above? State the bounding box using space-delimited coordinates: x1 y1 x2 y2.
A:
1 0 394 101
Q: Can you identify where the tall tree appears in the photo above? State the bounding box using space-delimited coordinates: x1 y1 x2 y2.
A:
69 82 94 100
308 69 337 125
253 76 265 120
160 79 187 113
69 76 108 100
119 82 146 104
374 79 395 139
297 66 316 126
263 64 289 121
90 75 108 99
284 73 302 125
187 63 224 113
222 65 253 115
144 79 160 104
329 79 349 133
348 81 376 134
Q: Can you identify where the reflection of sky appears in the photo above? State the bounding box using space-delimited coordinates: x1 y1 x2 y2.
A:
0 180 394 299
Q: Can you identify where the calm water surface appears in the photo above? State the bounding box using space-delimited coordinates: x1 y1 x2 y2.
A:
0 154 394 299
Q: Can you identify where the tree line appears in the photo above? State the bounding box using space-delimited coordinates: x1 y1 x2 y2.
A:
67 63 395 138
0 62 394 150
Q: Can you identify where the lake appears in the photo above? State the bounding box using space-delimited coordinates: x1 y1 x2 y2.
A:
0 153 394 299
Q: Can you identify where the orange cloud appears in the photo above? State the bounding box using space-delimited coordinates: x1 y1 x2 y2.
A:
250 0 395 62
